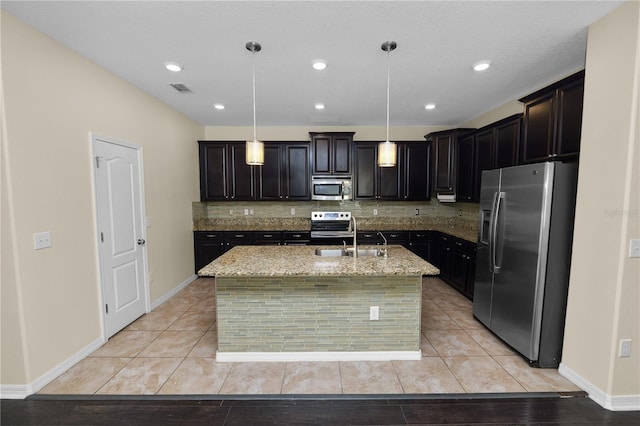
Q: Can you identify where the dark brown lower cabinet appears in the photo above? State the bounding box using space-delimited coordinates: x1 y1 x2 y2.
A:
432 232 476 300
193 232 226 273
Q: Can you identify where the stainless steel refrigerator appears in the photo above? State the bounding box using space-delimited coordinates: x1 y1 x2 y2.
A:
473 162 578 368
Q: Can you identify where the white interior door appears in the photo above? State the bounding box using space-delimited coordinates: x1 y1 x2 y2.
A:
93 135 148 338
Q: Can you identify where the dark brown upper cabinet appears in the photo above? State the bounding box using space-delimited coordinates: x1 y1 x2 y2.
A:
519 70 584 163
455 115 522 203
199 141 310 202
310 132 354 175
353 142 430 201
199 141 255 201
425 129 474 196
256 143 310 201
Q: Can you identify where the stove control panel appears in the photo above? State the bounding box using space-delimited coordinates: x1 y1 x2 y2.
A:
311 211 351 221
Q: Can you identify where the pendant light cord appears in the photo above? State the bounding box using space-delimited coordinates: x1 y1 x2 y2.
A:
386 48 390 142
252 51 257 142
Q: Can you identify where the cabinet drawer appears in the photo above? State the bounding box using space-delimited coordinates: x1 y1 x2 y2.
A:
384 231 410 242
254 231 283 244
358 232 382 244
410 231 434 241
194 231 224 242
283 231 310 244
224 232 253 243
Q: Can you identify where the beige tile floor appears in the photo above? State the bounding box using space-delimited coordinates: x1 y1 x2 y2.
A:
39 277 582 395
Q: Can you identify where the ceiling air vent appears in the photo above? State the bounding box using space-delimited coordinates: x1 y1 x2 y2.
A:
168 83 192 93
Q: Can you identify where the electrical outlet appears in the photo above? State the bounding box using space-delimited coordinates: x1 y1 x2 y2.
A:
620 339 632 357
249 209 254 215
33 231 52 250
370 306 379 320
244 208 249 216
415 208 420 216
373 208 378 216
290 207 296 216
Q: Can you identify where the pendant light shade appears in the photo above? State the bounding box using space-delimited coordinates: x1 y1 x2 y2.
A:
378 41 397 167
245 41 264 166
378 141 397 167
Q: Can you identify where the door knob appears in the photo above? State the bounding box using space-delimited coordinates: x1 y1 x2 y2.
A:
137 238 146 246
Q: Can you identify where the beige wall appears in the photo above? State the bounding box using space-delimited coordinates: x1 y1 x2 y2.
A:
459 100 522 129
204 126 449 141
562 0 640 402
1 11 203 386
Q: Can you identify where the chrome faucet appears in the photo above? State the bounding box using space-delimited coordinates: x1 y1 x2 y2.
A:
378 231 389 257
349 215 357 258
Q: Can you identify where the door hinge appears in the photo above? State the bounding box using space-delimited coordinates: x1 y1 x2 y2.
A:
95 156 101 168
100 232 104 242
105 304 109 314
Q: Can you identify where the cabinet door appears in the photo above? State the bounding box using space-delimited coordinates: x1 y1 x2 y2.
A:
522 94 555 163
378 162 401 200
456 135 475 202
194 232 226 273
333 135 352 174
311 135 332 175
229 143 255 200
199 143 228 201
257 144 283 200
404 143 431 200
354 144 377 199
284 144 310 200
556 79 584 158
494 118 520 168
474 130 494 201
439 236 452 281
465 246 477 300
434 134 455 192
450 247 468 294
410 231 434 263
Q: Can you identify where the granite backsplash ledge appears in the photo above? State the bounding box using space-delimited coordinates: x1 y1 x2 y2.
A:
194 200 479 241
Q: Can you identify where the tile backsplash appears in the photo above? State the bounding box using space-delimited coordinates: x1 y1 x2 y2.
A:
193 200 479 222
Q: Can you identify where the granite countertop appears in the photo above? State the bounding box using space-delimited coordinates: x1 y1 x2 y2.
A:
198 245 440 277
194 217 478 242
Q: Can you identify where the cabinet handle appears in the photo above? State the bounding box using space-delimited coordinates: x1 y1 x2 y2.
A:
206 235 216 238
455 242 463 246
234 234 245 238
263 234 273 238
292 234 301 238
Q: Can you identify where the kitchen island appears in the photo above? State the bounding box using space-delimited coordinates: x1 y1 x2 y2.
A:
199 245 439 362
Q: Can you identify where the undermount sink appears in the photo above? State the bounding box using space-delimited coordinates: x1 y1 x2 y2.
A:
314 248 387 258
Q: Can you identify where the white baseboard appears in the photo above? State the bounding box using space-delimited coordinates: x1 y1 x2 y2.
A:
150 274 198 310
559 363 640 411
216 350 422 362
0 336 104 399
1 275 199 399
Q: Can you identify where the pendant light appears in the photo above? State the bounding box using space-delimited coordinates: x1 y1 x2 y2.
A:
245 41 264 165
378 41 397 167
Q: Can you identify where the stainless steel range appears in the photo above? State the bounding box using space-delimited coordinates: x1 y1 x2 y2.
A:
310 211 353 242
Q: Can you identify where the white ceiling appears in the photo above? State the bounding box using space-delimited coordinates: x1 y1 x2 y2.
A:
2 1 624 127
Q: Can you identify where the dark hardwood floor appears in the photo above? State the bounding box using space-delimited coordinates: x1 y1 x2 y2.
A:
2 394 639 425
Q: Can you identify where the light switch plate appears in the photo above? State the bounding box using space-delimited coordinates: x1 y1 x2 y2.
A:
34 231 52 250
629 239 640 258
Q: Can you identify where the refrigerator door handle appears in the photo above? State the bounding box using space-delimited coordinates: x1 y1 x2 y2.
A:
491 191 505 273
488 191 499 272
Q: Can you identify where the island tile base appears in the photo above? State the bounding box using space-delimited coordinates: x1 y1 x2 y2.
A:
215 275 422 361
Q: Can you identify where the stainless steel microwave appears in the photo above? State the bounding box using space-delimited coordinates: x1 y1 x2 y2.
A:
311 177 352 201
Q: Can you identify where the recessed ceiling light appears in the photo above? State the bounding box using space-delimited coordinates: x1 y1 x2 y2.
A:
164 62 183 72
473 61 491 71
425 103 436 110
314 103 326 110
312 60 327 70
213 104 225 110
